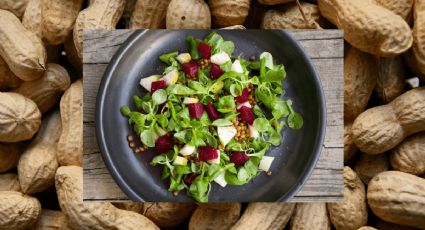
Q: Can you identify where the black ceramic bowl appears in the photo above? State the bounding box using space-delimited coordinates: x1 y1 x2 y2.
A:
96 30 326 202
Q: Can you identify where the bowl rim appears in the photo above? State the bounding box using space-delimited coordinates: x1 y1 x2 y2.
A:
95 29 327 202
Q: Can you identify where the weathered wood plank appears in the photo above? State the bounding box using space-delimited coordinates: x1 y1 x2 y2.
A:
83 30 344 202
83 29 344 64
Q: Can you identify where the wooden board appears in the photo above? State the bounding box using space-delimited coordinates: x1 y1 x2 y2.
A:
83 29 344 202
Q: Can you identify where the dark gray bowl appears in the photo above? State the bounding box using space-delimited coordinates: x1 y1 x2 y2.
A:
96 30 326 202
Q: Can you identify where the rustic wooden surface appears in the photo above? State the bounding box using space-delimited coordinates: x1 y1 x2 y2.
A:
83 29 344 202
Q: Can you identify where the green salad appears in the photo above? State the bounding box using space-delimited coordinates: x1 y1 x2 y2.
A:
120 32 303 202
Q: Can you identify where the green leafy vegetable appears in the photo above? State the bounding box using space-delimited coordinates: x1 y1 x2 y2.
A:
169 84 196 95
212 119 233 127
159 51 178 65
140 129 156 147
186 36 200 60
217 95 236 113
120 106 131 116
152 89 168 105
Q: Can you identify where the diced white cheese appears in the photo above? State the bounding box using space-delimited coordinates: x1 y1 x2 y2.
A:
231 60 243 73
249 125 259 138
183 97 199 104
214 171 227 187
162 69 179 85
259 156 274 172
210 52 231 65
179 144 196 156
237 101 251 110
217 126 237 147
176 53 191 64
207 150 221 164
173 156 188 166
139 75 160 91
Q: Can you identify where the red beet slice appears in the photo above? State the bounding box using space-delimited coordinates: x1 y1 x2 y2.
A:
210 63 224 79
198 146 218 161
198 42 212 59
230 151 250 166
184 173 198 185
188 103 205 119
150 80 166 93
182 61 199 77
205 102 220 120
239 106 254 125
235 88 249 103
154 135 174 154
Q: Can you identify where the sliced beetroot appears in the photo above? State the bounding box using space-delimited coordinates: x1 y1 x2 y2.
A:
198 146 218 161
230 151 250 166
154 135 174 154
205 102 220 120
198 42 212 59
184 173 198 185
239 106 254 125
150 80 166 93
210 63 224 79
182 61 199 77
188 103 205 119
235 88 249 103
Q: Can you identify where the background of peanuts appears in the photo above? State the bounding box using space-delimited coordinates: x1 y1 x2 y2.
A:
0 0 424 230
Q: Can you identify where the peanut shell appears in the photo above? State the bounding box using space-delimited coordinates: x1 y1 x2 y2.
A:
411 0 425 75
231 203 295 230
166 0 211 29
143 202 195 227
0 173 21 192
328 166 368 230
0 0 29 19
55 166 159 230
0 92 42 143
0 57 22 90
0 9 46 81
290 203 330 230
261 2 322 29
352 87 425 154
41 0 84 45
22 0 42 38
390 132 425 175
0 143 23 173
0 191 41 230
57 80 83 166
344 47 378 121
368 171 425 228
209 0 250 27
354 153 389 184
318 0 412 57
73 0 125 59
189 203 240 230
12 63 71 114
374 56 406 103
375 0 414 22
129 0 171 29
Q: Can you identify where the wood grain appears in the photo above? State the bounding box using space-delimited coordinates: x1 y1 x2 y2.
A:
83 29 344 202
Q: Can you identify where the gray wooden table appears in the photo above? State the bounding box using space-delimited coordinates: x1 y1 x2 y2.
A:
83 29 344 202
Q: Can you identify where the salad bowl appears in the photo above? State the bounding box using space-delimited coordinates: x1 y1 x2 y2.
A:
96 30 326 202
